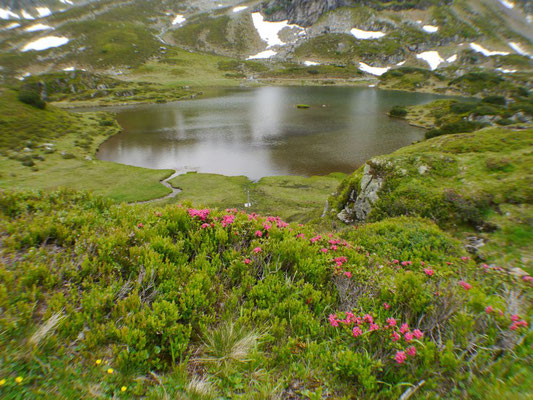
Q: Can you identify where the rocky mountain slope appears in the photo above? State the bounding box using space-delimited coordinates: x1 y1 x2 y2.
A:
0 0 531 86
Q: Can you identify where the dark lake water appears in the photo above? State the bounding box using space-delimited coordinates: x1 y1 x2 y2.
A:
95 86 448 179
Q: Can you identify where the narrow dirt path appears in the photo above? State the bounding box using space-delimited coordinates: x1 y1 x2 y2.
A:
130 171 182 205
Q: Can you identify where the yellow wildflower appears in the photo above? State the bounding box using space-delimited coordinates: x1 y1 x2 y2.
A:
121 386 127 392
107 368 114 374
96 359 102 365
0 379 6 386
15 376 23 383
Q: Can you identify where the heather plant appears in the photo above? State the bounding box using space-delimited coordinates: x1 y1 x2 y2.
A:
0 190 531 398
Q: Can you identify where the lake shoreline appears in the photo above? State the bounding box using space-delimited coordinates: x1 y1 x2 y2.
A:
93 86 435 179
51 78 471 110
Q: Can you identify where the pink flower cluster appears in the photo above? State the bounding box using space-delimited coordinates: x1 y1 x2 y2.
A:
510 314 528 331
310 235 322 243
265 216 289 229
395 346 417 364
188 208 210 221
459 280 472 291
333 256 348 267
328 311 423 365
481 263 505 273
221 214 235 227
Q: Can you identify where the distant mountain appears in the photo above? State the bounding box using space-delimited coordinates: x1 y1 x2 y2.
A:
0 0 82 20
0 0 531 79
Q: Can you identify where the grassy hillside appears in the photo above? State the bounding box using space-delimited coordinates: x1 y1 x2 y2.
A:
171 12 264 58
334 126 533 273
0 190 530 398
0 88 173 202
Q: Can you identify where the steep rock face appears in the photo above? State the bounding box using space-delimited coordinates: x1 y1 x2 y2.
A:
260 0 451 26
337 159 388 223
261 0 350 26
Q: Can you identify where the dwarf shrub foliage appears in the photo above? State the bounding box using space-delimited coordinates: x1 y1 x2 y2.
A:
0 190 531 398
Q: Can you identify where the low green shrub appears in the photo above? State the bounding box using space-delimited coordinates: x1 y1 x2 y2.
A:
425 120 486 138
389 105 408 118
17 86 45 109
0 184 530 398
482 95 506 106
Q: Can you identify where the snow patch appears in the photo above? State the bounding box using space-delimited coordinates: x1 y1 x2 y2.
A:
247 49 277 60
251 12 304 48
496 67 516 73
21 10 34 19
304 60 319 66
60 0 74 4
3 22 20 29
508 42 530 56
469 43 509 56
233 6 248 13
416 51 444 70
25 23 53 32
172 14 186 25
22 36 69 51
350 27 386 39
422 25 438 33
446 54 457 63
36 7 52 18
63 66 75 71
359 62 389 76
17 72 31 80
396 61 406 66
498 0 514 9
0 8 20 19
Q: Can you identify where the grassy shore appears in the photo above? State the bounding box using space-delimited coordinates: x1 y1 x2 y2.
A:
163 172 346 223
0 87 345 217
0 89 174 202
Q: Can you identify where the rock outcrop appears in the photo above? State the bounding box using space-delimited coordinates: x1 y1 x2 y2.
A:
261 0 451 26
261 0 349 26
337 160 387 223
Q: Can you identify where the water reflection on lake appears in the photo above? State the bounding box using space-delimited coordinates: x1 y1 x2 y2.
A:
95 86 447 179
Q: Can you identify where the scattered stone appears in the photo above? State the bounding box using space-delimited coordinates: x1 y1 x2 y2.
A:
510 267 528 277
418 165 429 175
465 236 485 255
